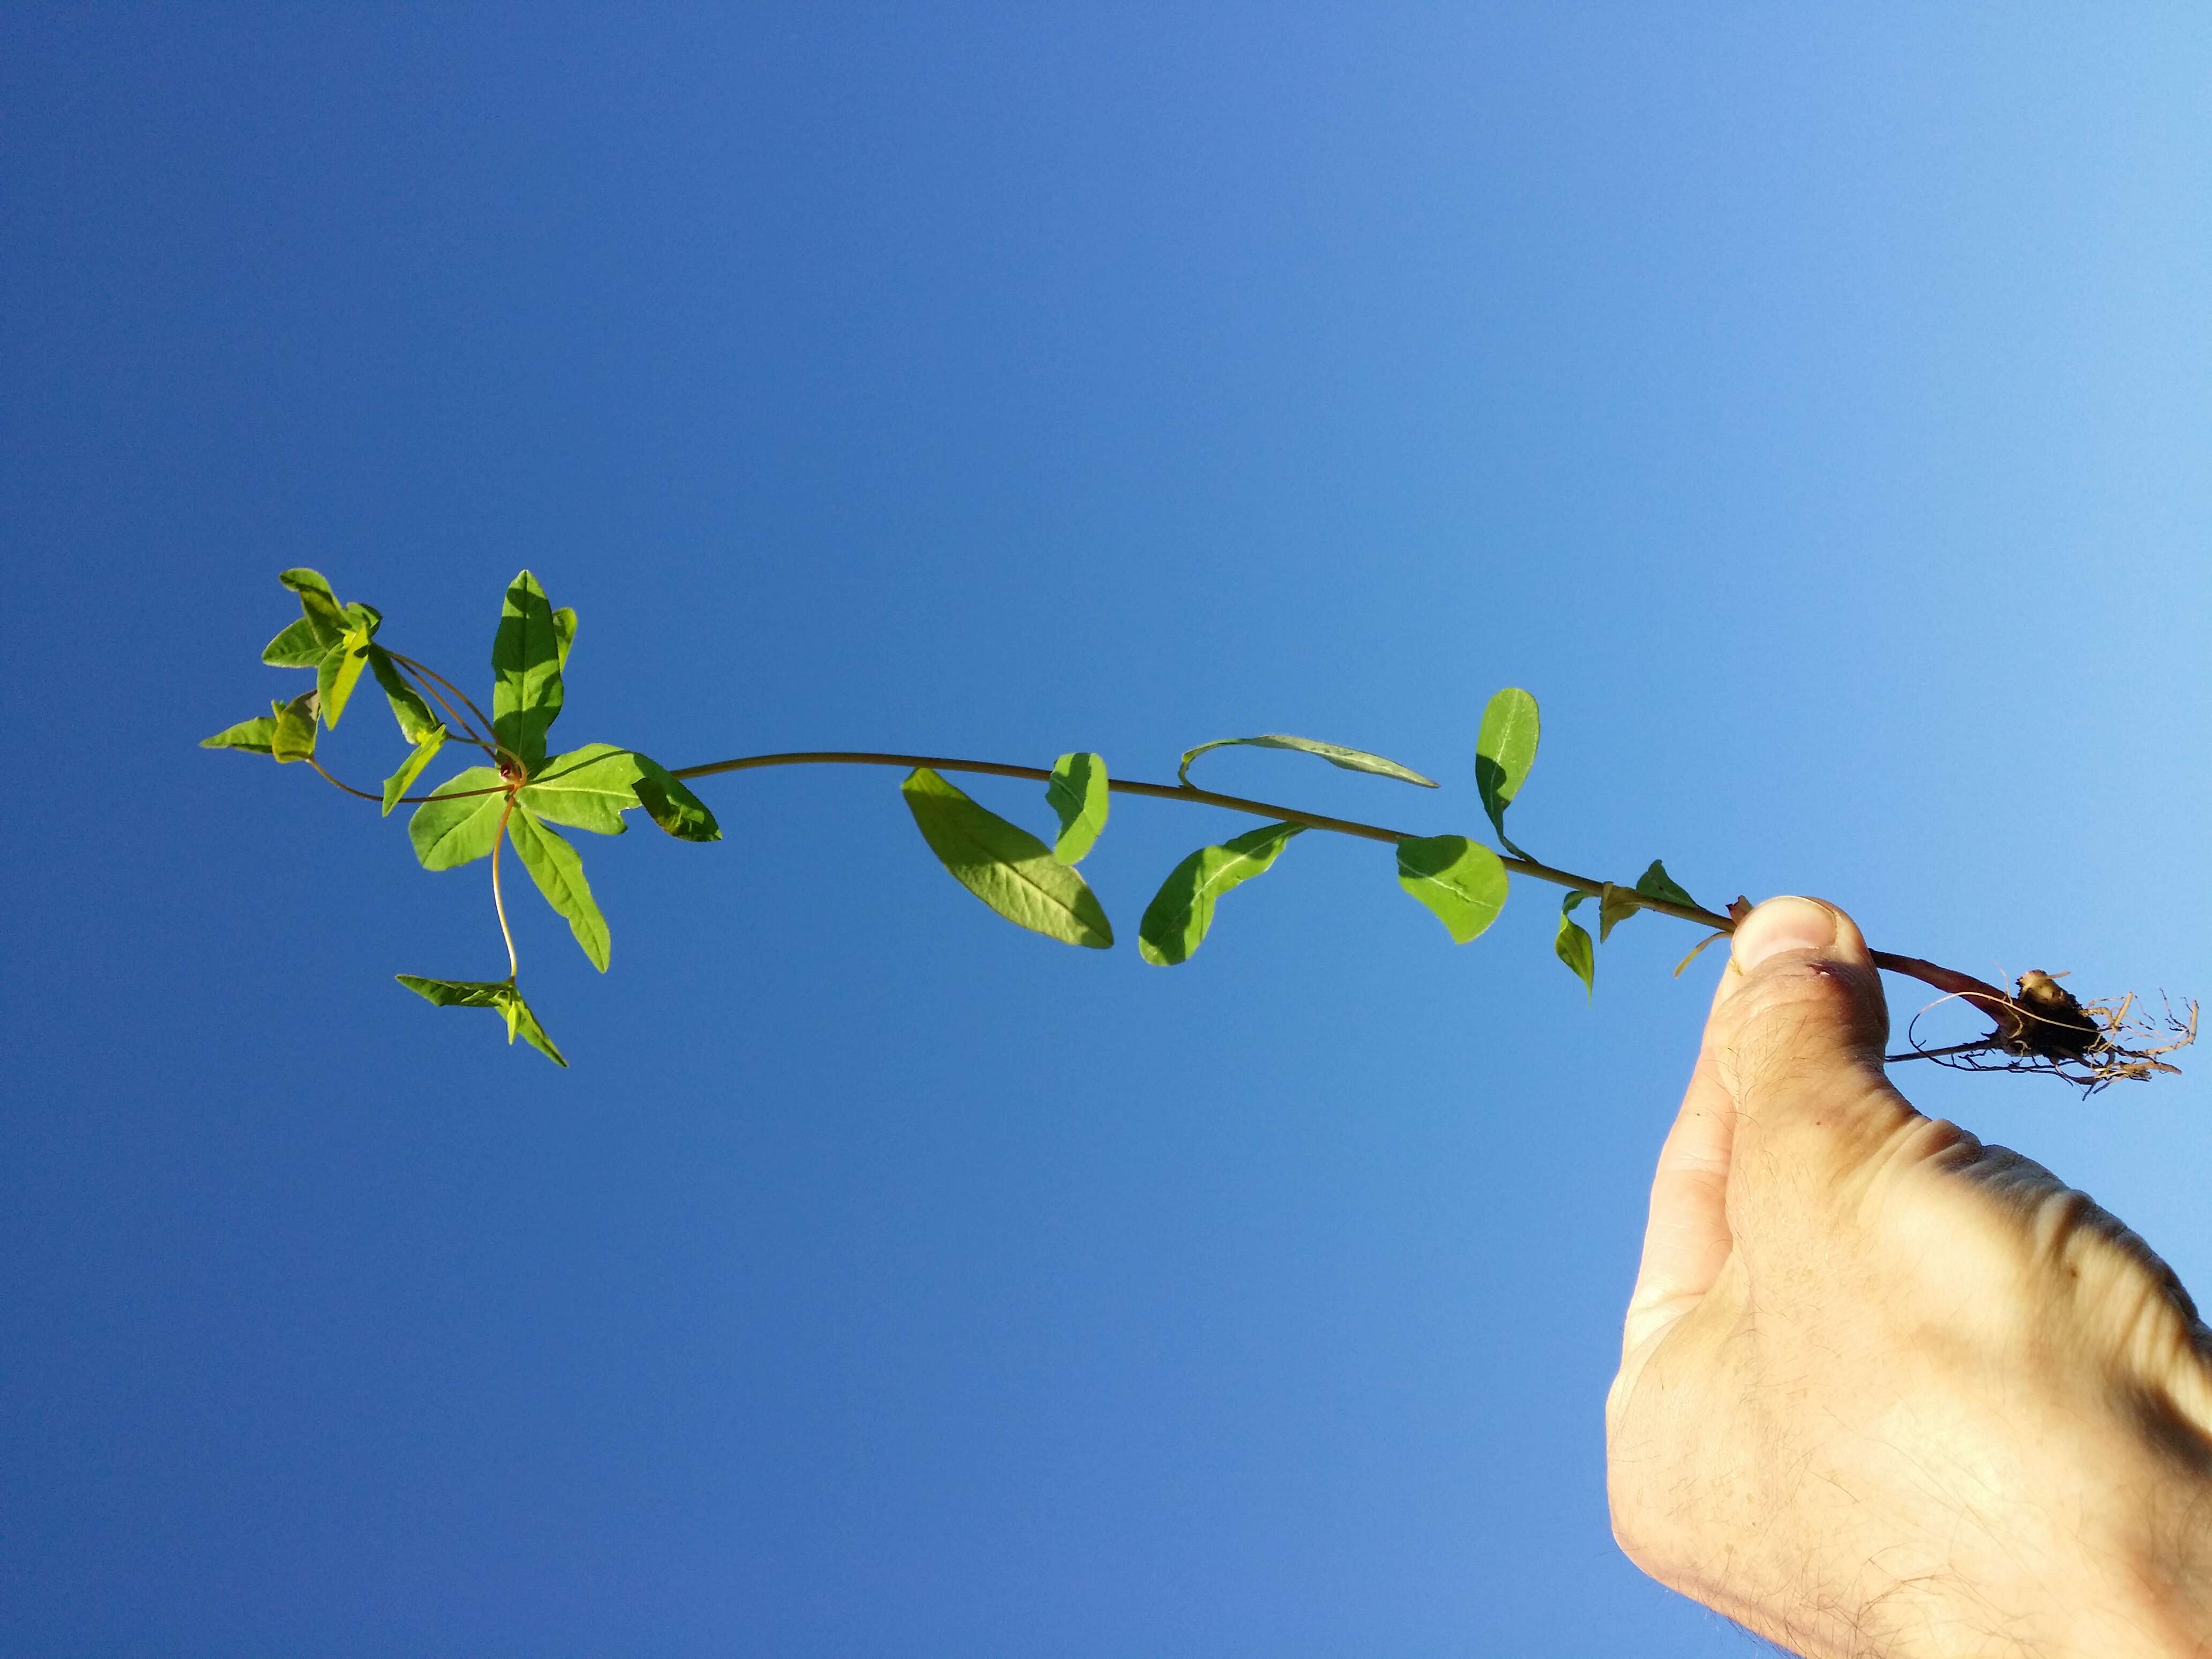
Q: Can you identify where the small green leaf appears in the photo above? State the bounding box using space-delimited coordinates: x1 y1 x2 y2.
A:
1137 821 1303 966
492 569 565 769
397 974 507 1008
342 601 382 636
1598 882 1640 943
1475 687 1540 857
271 691 319 763
552 607 577 669
1634 858 1702 912
279 568 348 649
380 724 448 815
1178 734 1437 789
901 767 1114 948
408 767 509 869
261 617 326 667
519 743 638 835
317 625 372 728
632 756 720 841
1394 835 1509 944
507 807 611 971
502 988 567 1066
1045 752 1110 864
1555 892 1595 998
395 975 567 1066
279 567 338 604
368 647 440 743
201 715 279 754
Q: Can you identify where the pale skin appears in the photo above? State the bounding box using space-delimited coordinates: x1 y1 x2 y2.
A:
1608 896 2212 1656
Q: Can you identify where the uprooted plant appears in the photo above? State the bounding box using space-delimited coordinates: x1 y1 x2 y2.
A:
203 569 2197 1087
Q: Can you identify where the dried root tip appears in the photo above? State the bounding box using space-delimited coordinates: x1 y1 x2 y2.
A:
1888 973 2199 1095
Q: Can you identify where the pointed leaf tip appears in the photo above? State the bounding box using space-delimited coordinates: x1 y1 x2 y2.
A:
1045 752 1110 864
1634 859 1702 912
380 725 447 814
1555 891 1595 998
261 616 327 667
270 691 319 762
633 756 719 841
1598 883 1640 943
395 975 567 1065
369 647 440 744
201 715 279 756
902 768 1113 948
507 806 612 972
1178 734 1436 789
492 570 566 769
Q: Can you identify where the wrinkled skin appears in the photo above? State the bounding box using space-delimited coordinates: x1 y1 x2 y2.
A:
1608 897 2212 1657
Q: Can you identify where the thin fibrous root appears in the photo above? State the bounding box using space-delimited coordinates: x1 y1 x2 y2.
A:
1888 977 2199 1095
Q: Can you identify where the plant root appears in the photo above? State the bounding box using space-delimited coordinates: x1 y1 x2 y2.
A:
1888 972 2199 1095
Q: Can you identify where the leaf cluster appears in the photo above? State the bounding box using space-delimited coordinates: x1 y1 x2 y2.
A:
205 570 721 1063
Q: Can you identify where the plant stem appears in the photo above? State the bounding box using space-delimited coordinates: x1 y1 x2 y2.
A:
492 797 518 982
387 653 503 756
310 715 2012 1019
663 749 2004 1007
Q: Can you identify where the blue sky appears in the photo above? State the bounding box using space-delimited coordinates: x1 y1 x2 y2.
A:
6 6 2210 1653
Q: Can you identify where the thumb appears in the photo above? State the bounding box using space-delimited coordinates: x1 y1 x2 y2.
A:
1713 896 1916 1187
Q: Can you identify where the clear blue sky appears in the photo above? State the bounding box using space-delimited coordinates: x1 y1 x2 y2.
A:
6 6 2210 1653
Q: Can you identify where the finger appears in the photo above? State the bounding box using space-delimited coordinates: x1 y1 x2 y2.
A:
1621 964 1740 1360
1713 896 1916 1192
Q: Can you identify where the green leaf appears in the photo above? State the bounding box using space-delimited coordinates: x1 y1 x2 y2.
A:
901 767 1114 948
342 601 382 636
1394 835 1509 944
1137 820 1303 966
408 767 508 869
519 743 638 835
279 567 348 649
380 725 447 815
270 691 319 763
1598 883 1640 943
201 714 279 754
367 646 441 743
632 756 720 841
397 974 507 1007
1555 892 1595 998
395 975 567 1066
1475 687 1540 857
261 617 326 667
507 806 611 971
317 624 372 728
1634 858 1702 912
279 567 338 604
491 569 565 769
552 607 577 669
502 988 568 1066
1178 734 1436 789
1045 752 1110 864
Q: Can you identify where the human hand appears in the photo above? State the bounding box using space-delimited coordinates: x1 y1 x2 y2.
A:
1606 896 2212 1657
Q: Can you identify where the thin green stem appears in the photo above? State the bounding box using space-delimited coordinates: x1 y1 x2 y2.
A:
307 756 383 803
388 652 503 756
391 655 497 754
492 796 518 982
